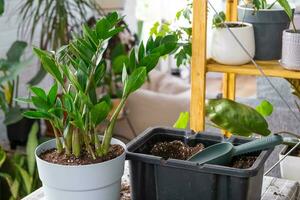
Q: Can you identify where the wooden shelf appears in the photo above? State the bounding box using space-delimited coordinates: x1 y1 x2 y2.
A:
207 60 300 79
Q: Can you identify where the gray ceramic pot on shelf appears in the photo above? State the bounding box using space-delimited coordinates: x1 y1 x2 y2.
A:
238 5 292 60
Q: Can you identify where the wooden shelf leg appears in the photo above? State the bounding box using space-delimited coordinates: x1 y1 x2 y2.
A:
190 0 207 133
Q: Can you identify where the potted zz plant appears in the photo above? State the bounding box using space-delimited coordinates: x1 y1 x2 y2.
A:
20 12 178 200
238 0 294 60
0 41 40 149
127 99 274 200
211 11 255 65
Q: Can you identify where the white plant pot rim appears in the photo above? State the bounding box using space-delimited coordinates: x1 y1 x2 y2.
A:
237 4 295 11
279 145 298 157
217 22 253 29
35 136 126 168
283 29 300 34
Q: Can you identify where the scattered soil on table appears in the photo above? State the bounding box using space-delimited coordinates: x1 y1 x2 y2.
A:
120 182 131 200
150 140 205 160
229 155 257 169
39 144 124 165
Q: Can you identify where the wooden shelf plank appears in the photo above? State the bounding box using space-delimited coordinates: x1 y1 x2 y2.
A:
207 60 300 79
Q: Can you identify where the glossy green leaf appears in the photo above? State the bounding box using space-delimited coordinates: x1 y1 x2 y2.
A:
139 53 160 72
256 100 273 117
31 86 47 101
138 43 145 62
48 82 58 105
31 96 49 111
123 67 147 97
23 110 52 120
26 122 39 176
33 48 64 85
91 101 110 125
173 112 189 129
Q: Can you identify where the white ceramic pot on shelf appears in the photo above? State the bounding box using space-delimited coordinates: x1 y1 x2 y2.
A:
35 137 126 200
281 30 300 70
211 22 255 65
279 146 300 182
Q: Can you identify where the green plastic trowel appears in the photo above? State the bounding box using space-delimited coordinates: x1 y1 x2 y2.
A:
188 134 284 165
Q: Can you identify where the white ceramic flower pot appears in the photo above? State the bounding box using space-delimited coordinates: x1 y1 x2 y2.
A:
211 22 255 65
35 137 126 200
279 146 300 181
96 0 125 10
281 30 300 70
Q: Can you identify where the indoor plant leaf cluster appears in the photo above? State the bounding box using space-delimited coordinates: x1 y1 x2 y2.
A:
0 41 29 125
22 12 178 158
0 123 41 199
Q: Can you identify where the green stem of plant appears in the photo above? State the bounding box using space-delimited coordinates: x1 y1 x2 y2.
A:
83 133 96 160
101 97 127 155
72 129 81 157
50 122 63 153
291 20 297 33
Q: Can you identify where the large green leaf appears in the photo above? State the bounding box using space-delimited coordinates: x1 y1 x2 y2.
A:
91 101 111 126
33 48 64 85
26 122 39 176
123 67 147 97
6 41 27 63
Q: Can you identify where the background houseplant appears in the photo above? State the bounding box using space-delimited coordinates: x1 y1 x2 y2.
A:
211 11 255 65
19 12 178 200
0 123 41 200
0 41 40 149
238 0 293 60
18 0 102 85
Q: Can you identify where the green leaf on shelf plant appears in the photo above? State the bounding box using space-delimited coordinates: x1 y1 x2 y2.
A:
256 100 274 117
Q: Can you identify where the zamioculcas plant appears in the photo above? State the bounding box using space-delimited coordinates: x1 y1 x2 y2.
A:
20 12 178 157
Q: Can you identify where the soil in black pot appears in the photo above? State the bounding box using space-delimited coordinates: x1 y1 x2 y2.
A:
150 140 205 160
39 144 124 165
150 140 258 169
229 156 257 169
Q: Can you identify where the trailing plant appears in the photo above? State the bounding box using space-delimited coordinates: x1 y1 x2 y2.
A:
0 123 41 200
212 11 226 28
19 12 178 157
150 0 192 67
0 41 30 125
173 99 273 137
18 0 102 85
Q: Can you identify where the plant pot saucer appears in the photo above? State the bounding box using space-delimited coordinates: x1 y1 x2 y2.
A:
279 60 300 71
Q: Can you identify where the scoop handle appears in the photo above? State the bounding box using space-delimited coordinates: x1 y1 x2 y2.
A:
234 134 283 156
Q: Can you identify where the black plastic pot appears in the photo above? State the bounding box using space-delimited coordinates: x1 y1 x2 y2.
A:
238 6 292 60
6 117 40 149
127 127 273 200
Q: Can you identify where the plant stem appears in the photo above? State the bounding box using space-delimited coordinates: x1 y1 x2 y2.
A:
50 122 63 153
72 129 81 157
101 97 127 155
291 20 297 33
